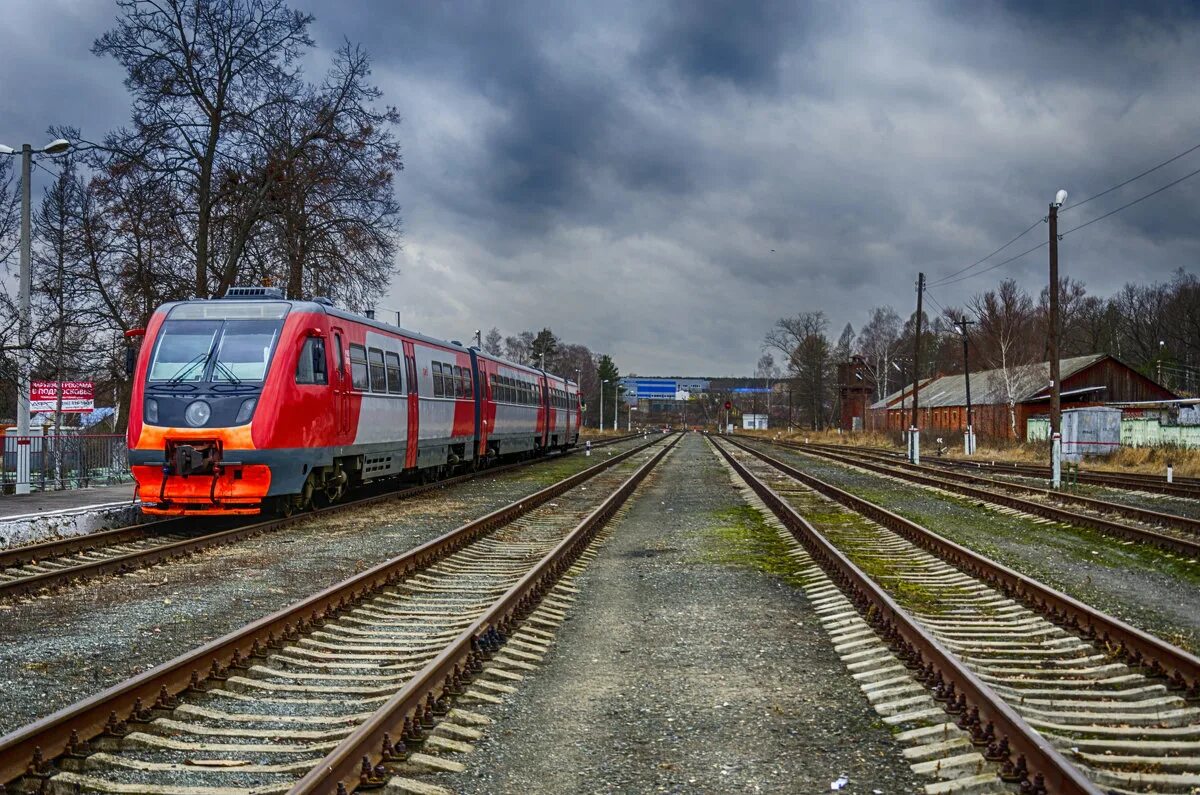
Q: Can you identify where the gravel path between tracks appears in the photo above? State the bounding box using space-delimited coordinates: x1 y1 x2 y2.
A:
0 439 650 737
752 440 1200 653
439 433 921 794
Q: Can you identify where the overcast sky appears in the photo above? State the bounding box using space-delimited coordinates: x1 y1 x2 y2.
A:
2 1 1198 375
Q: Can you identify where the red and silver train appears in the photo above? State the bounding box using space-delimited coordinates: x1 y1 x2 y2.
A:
127 287 581 516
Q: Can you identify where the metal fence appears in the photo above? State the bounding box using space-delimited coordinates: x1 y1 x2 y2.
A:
1 433 131 491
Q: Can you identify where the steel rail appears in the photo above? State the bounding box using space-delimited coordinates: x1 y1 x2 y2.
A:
723 436 1200 697
796 441 1200 536
767 440 1200 558
711 437 1098 794
288 433 680 793
923 451 1199 498
0 436 639 600
0 516 180 571
808 440 1200 497
0 433 666 789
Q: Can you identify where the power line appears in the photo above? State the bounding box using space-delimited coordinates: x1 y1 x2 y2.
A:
929 217 1042 286
923 289 950 317
929 137 1200 288
1060 164 1200 237
932 239 1049 287
1061 139 1200 215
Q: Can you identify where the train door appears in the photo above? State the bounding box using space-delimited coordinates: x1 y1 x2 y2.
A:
540 375 551 448
564 385 573 444
468 349 482 461
403 341 419 469
331 328 350 441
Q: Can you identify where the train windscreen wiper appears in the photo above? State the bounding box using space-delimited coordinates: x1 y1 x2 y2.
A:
166 352 213 384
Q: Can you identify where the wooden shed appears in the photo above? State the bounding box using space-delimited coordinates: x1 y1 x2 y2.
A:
865 354 1178 440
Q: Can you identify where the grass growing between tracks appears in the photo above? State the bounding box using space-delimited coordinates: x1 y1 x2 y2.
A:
704 506 807 588
763 445 1200 653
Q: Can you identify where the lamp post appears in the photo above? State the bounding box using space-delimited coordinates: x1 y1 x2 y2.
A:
0 138 71 495
473 329 481 348
600 379 608 434
1048 188 1067 489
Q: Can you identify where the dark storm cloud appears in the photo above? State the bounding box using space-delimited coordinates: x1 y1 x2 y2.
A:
2 0 1198 375
638 0 819 91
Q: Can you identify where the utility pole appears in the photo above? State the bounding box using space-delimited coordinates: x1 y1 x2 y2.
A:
1048 190 1067 488
909 272 925 464
958 318 975 455
16 145 33 495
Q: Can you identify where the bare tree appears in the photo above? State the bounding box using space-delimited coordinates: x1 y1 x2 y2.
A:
504 331 535 364
253 43 402 307
970 279 1040 437
765 312 833 429
858 306 901 400
483 327 503 356
93 0 315 297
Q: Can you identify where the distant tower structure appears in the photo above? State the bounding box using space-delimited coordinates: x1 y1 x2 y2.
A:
838 355 875 432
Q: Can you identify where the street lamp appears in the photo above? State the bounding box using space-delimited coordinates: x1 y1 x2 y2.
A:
1048 188 1067 489
600 379 609 434
0 138 72 494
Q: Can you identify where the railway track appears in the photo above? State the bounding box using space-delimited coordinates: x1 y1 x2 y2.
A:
758 438 1200 559
827 441 1200 499
0 432 676 794
714 435 1200 794
0 435 640 601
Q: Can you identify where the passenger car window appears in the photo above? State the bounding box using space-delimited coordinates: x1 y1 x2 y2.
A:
385 352 402 394
368 348 387 392
349 344 369 390
295 337 327 385
432 362 444 397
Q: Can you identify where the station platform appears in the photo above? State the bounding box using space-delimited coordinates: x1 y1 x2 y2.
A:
0 482 137 521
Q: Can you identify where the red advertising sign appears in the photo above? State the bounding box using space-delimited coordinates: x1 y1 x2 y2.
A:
31 381 94 413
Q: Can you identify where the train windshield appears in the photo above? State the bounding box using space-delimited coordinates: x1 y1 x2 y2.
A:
148 302 288 384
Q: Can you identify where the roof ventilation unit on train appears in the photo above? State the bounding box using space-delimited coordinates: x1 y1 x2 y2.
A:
312 296 335 307
223 286 285 300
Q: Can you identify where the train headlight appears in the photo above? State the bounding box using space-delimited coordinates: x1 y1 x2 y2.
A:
235 398 257 425
145 398 159 424
185 400 211 427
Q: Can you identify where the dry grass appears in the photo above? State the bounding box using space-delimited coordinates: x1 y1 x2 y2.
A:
739 428 1200 478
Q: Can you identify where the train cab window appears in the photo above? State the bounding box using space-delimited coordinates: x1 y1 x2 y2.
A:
349 344 369 390
368 348 387 392
295 337 328 385
432 362 444 397
385 352 402 394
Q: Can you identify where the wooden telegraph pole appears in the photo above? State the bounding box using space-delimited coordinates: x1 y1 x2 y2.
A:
909 272 925 463
958 318 975 454
1048 191 1066 487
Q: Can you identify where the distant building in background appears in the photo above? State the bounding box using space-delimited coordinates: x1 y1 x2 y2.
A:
866 353 1176 441
837 355 876 432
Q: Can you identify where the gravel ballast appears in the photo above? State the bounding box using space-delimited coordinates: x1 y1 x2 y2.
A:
0 438 649 736
439 432 921 794
749 439 1200 652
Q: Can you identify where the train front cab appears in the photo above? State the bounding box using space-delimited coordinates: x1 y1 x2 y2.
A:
128 296 344 516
